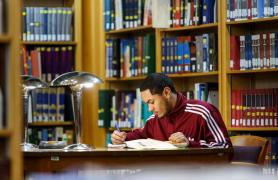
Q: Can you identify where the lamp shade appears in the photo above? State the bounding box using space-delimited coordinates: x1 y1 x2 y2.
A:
22 75 48 91
50 71 103 88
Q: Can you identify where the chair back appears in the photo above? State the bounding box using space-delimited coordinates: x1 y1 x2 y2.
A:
230 135 269 165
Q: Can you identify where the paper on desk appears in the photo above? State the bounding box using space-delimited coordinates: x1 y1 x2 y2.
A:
124 138 178 150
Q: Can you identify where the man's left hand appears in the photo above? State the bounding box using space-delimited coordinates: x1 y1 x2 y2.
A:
169 132 189 145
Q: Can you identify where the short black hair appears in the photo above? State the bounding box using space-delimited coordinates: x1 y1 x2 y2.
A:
139 73 177 95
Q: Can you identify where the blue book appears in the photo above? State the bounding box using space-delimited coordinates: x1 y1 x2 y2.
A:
183 41 191 72
257 0 264 18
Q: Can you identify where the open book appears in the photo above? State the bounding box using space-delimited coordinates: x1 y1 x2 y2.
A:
108 138 187 150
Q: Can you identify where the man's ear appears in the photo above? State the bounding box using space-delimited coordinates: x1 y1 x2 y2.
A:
163 87 171 98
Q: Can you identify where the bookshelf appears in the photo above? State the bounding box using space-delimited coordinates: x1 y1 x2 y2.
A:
98 0 223 145
20 0 82 145
84 1 278 151
221 0 278 131
222 1 278 167
0 0 22 179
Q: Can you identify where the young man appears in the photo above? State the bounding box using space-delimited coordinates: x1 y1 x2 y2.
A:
111 73 231 148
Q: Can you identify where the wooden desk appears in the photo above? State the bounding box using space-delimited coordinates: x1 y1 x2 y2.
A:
24 148 233 174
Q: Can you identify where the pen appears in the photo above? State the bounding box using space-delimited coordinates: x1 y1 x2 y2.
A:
115 122 120 132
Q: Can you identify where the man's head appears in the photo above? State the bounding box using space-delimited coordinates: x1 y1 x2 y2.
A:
139 73 177 118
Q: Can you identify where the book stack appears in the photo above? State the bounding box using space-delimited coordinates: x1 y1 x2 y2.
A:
20 46 74 82
231 88 278 127
105 34 155 78
22 7 73 41
169 0 217 27
230 33 278 70
161 33 217 74
98 88 152 129
227 0 278 21
29 87 68 123
104 0 171 31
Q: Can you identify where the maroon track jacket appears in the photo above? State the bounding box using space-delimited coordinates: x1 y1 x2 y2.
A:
126 92 231 148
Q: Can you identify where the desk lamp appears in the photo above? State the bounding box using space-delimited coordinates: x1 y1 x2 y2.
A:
21 75 48 151
50 71 103 150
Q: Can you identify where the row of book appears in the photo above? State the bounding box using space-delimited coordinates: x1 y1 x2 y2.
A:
98 88 152 129
104 0 218 31
27 127 74 145
21 46 74 82
227 0 278 21
169 0 217 27
28 87 74 123
192 83 219 108
162 33 217 74
105 34 155 78
98 84 219 129
231 88 278 127
22 7 73 42
104 0 169 30
230 33 278 71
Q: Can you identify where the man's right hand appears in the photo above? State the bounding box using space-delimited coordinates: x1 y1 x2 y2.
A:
111 130 127 144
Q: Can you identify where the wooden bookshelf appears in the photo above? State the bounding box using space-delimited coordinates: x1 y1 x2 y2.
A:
28 121 74 127
221 1 278 134
83 0 277 147
20 0 82 146
160 23 218 32
227 69 278 74
21 41 77 45
167 71 219 78
106 76 147 82
226 16 278 25
0 0 23 179
228 127 278 132
92 0 224 146
105 25 154 35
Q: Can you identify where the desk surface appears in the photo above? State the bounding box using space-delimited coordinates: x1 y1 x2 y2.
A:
24 147 232 156
24 147 233 173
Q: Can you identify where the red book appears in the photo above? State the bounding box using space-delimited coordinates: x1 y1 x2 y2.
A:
241 89 248 127
231 90 237 127
22 46 28 75
174 0 181 27
30 50 40 78
266 32 271 68
230 35 240 70
235 89 242 127
264 89 270 127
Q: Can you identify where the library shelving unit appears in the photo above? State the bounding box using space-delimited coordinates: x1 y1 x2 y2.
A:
100 0 223 145
20 0 82 145
221 1 278 133
0 0 22 179
103 26 157 134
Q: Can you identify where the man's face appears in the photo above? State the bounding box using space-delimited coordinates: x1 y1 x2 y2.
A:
141 89 171 118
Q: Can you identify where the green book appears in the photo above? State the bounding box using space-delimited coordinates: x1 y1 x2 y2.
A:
98 89 115 128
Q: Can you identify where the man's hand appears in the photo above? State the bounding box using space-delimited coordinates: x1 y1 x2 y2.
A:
169 132 189 146
111 130 127 144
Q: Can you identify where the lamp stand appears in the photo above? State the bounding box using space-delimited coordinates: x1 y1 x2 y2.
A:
20 92 38 151
63 90 93 151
